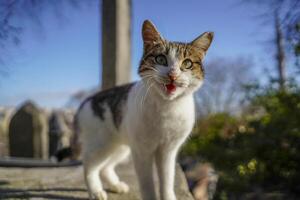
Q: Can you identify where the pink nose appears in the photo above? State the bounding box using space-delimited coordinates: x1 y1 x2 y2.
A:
168 74 177 81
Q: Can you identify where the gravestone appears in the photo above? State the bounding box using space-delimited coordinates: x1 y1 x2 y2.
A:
0 108 6 156
9 101 49 159
48 110 73 157
0 107 14 156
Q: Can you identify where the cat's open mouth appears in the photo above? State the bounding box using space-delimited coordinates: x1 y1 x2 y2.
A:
165 82 176 94
161 81 189 95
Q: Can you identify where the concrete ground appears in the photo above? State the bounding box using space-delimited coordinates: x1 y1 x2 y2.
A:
0 161 194 200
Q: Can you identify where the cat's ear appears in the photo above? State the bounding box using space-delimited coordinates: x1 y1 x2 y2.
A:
142 20 164 51
191 32 214 52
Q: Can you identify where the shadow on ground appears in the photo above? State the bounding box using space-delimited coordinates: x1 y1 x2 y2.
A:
0 163 193 200
0 187 88 200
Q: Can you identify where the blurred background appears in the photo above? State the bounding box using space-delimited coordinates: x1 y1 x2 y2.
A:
0 0 299 199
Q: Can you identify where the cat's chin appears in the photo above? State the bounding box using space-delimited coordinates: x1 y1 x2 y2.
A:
161 92 178 100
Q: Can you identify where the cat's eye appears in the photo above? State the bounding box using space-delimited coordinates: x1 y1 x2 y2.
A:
182 59 193 69
155 55 168 66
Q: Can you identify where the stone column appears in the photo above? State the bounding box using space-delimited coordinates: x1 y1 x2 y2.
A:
102 0 131 90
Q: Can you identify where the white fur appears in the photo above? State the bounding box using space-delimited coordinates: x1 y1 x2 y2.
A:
78 47 203 200
78 103 130 200
125 82 195 200
78 85 196 200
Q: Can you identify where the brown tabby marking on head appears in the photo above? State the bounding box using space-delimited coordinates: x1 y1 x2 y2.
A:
139 41 206 79
139 20 213 80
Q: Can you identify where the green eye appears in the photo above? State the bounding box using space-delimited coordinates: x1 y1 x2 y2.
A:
182 59 193 69
155 55 168 66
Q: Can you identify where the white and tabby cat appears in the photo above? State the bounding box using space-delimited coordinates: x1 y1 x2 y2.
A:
75 20 213 200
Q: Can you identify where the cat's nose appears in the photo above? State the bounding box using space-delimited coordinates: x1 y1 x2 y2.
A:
168 73 177 81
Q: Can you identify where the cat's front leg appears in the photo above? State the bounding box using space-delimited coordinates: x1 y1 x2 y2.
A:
155 146 178 200
131 149 157 200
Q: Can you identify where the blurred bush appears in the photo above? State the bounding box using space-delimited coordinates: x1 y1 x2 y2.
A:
181 82 300 199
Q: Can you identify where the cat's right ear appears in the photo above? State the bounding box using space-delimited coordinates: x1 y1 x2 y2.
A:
142 20 164 51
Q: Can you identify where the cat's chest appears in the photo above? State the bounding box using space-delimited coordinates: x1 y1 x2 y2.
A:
141 96 195 135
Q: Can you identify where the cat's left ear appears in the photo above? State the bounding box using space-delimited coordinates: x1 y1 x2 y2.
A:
191 32 214 52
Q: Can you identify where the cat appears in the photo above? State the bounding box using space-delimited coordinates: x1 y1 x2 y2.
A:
74 20 213 200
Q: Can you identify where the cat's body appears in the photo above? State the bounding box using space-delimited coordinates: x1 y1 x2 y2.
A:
75 20 213 200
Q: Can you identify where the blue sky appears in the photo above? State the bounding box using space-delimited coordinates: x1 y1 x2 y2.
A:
0 0 273 108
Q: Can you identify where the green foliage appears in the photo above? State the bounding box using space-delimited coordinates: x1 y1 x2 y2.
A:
181 84 300 199
181 113 239 157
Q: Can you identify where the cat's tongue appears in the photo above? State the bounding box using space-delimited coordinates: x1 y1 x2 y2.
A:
166 83 176 93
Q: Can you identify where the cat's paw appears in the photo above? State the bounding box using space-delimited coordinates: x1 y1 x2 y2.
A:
90 190 107 200
108 181 130 193
162 191 177 200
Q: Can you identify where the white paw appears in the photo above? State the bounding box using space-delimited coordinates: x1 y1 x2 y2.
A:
109 181 130 193
163 192 177 200
91 190 107 200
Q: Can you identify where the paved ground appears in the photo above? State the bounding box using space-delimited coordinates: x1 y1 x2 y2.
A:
0 161 194 200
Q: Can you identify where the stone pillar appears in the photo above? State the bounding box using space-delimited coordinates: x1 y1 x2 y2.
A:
102 0 131 90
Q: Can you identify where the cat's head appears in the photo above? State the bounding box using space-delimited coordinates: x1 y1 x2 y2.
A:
139 20 213 100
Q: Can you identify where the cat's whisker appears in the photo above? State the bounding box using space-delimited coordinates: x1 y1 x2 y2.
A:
154 76 167 84
141 71 156 77
143 83 154 109
141 75 154 80
141 79 154 112
137 79 148 113
136 82 145 112
140 68 158 75
148 67 159 72
139 77 153 112
142 76 155 109
134 82 143 111
140 63 159 72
